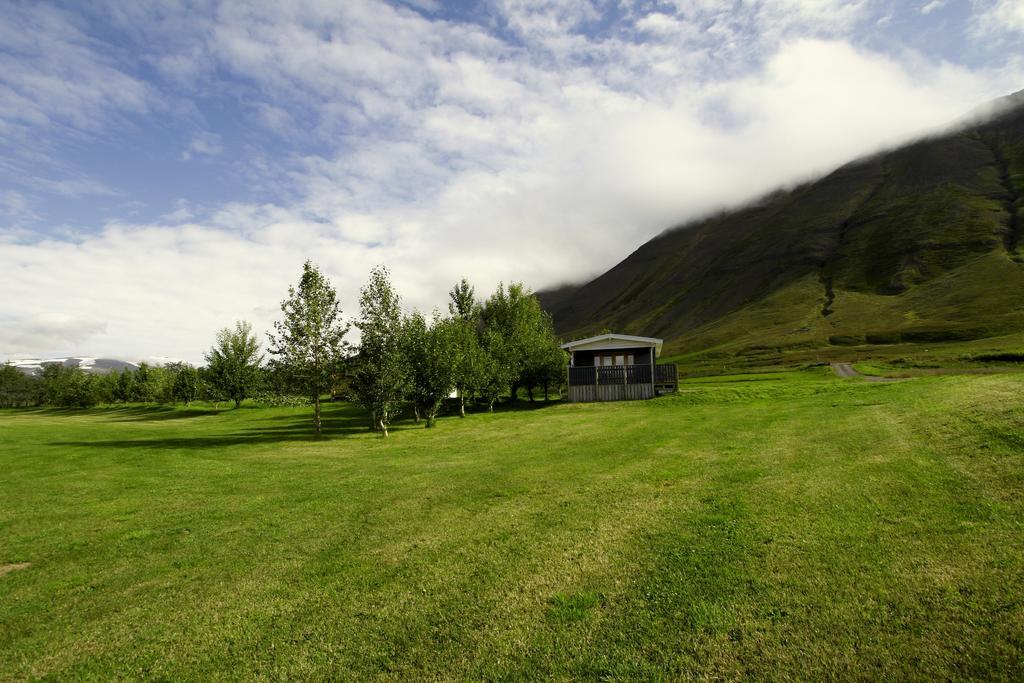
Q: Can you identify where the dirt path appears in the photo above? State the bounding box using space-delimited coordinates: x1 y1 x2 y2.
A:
0 562 31 578
832 363 903 382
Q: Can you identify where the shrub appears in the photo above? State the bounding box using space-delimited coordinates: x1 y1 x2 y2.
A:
250 392 314 408
865 332 902 345
967 352 1024 364
828 335 864 346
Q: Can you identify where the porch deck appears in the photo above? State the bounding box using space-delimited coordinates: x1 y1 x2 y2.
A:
567 364 678 402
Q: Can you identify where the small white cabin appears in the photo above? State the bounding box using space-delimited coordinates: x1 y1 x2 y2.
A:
561 333 677 402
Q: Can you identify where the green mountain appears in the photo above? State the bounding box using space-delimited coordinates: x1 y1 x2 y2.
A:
540 90 1024 359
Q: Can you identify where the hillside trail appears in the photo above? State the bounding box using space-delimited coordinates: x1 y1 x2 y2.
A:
831 363 904 383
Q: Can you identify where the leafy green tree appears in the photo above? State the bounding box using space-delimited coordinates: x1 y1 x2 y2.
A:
448 278 481 417
130 363 156 402
171 364 201 405
350 266 409 437
402 311 428 424
205 321 264 409
147 365 175 404
405 312 460 427
198 366 225 404
448 277 477 321
40 364 99 408
476 328 518 412
480 282 552 402
0 364 41 407
92 371 118 404
112 368 134 403
523 338 568 401
268 261 350 436
451 318 484 416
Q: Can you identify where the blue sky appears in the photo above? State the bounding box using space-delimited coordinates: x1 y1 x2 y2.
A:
1 0 1022 361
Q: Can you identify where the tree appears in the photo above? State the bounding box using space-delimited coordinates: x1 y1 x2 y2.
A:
405 312 460 427
198 366 224 404
40 364 99 408
146 365 174 404
130 363 156 403
350 266 409 437
402 311 428 424
268 261 350 436
112 368 134 403
0 364 41 408
450 317 483 416
448 277 477 321
171 363 201 405
476 328 518 412
523 338 568 401
205 321 264 409
92 371 118 404
480 282 552 403
448 278 481 417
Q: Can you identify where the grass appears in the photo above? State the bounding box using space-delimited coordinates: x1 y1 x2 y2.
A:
2 369 1024 679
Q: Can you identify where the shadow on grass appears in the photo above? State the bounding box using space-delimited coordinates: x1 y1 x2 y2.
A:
42 397 565 450
48 410 373 449
460 398 565 414
107 407 225 422
45 404 448 449
15 405 227 421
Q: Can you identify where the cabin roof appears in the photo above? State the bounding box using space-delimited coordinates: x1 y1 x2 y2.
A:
560 333 663 357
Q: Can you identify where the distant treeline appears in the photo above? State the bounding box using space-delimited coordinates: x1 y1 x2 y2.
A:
0 361 307 410
1 263 568 436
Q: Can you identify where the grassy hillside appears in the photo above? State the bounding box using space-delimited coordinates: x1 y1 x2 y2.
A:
3 371 1023 679
541 91 1024 359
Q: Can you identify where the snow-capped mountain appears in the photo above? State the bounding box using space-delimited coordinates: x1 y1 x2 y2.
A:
6 357 141 376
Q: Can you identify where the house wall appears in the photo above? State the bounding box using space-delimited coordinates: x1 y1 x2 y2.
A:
569 382 654 402
572 347 653 367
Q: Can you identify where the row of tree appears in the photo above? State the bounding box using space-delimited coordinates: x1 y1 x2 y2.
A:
0 357 276 409
270 262 566 436
0 263 568 436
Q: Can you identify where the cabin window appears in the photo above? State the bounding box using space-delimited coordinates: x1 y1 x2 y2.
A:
593 352 636 366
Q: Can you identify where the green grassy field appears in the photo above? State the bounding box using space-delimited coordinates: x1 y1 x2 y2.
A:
2 369 1023 679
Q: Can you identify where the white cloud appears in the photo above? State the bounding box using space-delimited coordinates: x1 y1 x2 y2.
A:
0 4 154 139
0 0 1019 360
25 175 118 198
182 132 223 160
920 0 945 15
0 191 39 224
5 313 107 354
969 0 1024 40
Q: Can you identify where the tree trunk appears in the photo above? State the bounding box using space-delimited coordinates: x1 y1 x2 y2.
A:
488 398 495 412
544 382 549 402
314 394 322 436
378 417 388 437
234 397 242 409
426 401 441 427
458 386 466 417
509 381 518 402
413 404 420 424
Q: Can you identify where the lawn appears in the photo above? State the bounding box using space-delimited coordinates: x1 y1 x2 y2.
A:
1 368 1023 679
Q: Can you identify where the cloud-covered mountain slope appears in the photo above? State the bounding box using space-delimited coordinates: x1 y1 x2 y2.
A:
540 90 1024 356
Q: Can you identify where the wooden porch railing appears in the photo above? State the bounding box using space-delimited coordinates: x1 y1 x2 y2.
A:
568 363 677 389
